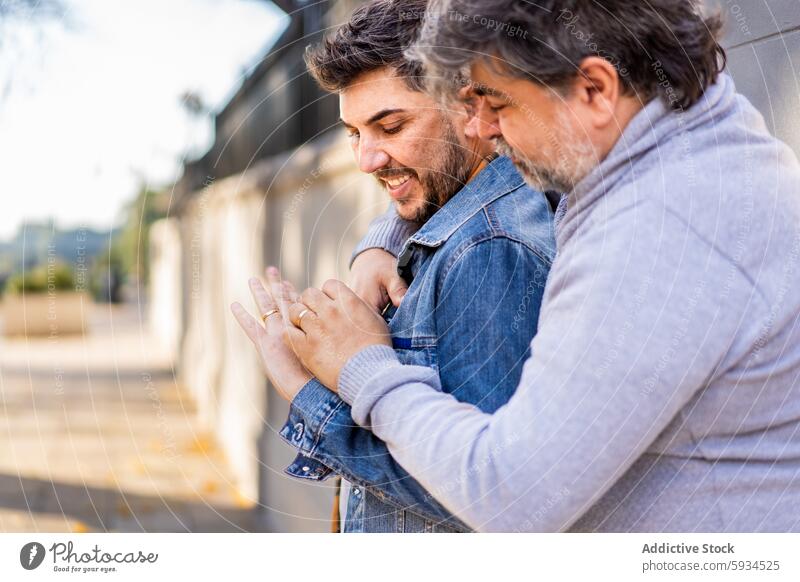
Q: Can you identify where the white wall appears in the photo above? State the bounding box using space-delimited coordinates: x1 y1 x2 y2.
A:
150 132 387 531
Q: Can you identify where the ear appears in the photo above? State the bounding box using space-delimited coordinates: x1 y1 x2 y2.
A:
455 87 479 139
571 56 620 129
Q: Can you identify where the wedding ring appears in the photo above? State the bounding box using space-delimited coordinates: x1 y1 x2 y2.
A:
261 308 280 323
297 308 311 326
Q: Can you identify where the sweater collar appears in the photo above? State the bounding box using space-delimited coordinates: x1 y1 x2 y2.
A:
572 73 737 203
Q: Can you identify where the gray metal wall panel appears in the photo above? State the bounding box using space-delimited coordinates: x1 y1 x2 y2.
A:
726 28 800 157
711 0 800 48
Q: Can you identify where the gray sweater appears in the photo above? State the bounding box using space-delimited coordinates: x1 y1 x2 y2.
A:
338 74 800 532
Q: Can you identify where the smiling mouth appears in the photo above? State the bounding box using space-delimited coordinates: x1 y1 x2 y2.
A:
384 174 412 189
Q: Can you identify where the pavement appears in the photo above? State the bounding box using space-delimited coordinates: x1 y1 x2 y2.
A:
0 301 255 532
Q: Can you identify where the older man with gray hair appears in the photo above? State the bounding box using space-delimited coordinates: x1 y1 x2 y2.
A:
283 0 800 532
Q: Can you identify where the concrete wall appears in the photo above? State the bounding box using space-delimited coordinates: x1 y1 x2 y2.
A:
150 132 386 531
149 219 182 360
716 0 800 157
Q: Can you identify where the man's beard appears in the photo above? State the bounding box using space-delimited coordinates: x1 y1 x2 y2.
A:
496 109 597 194
374 119 472 225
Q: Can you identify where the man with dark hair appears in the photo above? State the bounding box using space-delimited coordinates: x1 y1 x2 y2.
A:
232 0 555 532
284 0 800 531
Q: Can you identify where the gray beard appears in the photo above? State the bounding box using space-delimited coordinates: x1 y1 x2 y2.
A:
495 110 597 194
497 141 575 193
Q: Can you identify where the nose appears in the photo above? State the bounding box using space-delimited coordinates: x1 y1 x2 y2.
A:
473 98 502 141
356 135 391 174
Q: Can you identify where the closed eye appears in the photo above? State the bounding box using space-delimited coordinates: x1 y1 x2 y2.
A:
382 124 404 135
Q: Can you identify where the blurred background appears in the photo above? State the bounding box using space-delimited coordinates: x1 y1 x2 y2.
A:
0 0 797 532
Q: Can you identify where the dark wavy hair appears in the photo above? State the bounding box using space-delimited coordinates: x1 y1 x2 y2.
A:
304 0 428 93
411 0 727 110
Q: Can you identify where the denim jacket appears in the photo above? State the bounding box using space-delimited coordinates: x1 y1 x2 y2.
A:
279 156 556 532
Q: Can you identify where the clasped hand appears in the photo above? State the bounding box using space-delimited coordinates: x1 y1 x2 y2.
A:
231 266 391 400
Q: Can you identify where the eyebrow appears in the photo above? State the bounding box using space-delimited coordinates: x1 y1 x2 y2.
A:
340 108 408 129
473 86 512 101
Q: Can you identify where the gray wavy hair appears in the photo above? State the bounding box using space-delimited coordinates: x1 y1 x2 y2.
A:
407 0 726 110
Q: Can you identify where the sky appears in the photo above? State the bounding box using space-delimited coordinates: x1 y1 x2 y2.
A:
0 0 288 239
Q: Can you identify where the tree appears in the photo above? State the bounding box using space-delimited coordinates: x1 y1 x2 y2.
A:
0 0 66 103
0 0 64 20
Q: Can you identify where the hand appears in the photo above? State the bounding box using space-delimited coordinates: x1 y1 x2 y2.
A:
230 267 312 401
283 279 391 391
350 248 408 312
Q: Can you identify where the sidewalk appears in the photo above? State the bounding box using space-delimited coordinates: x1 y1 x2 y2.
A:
0 302 254 532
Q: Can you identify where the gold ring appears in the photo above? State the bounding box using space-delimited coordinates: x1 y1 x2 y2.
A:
297 308 311 326
261 308 280 323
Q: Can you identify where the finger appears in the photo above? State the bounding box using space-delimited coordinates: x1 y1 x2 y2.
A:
323 280 371 320
351 276 388 312
386 275 409 307
282 280 300 303
287 301 318 331
282 325 309 361
366 286 390 313
260 302 286 335
265 267 293 316
299 286 330 313
230 302 265 344
322 279 363 305
264 266 282 298
248 277 277 317
321 279 350 301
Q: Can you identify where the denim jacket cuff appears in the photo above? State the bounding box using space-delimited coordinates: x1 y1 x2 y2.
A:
279 378 345 481
337 345 401 406
284 453 333 481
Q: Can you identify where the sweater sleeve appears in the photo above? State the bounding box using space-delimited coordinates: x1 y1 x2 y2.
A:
338 201 762 532
349 204 417 266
